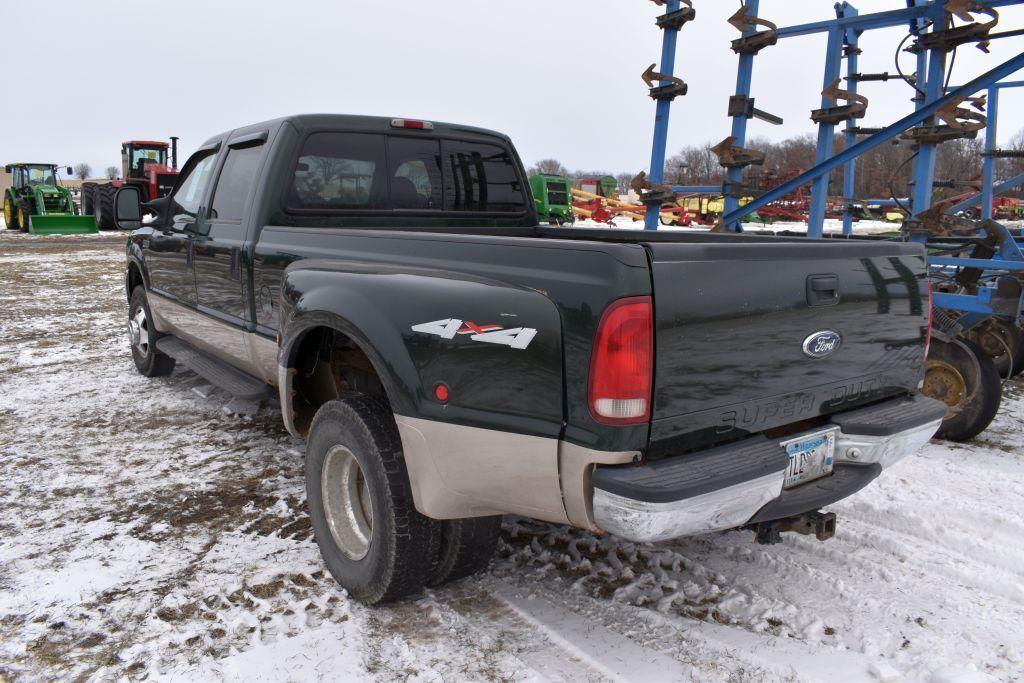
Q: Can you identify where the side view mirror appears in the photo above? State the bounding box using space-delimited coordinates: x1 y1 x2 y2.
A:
115 186 143 231
66 166 73 176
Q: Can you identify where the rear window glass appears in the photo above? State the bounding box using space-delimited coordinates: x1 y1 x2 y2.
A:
289 133 387 210
444 141 526 213
388 137 442 210
286 132 526 214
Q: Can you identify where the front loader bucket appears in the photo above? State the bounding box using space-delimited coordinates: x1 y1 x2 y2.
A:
28 214 98 235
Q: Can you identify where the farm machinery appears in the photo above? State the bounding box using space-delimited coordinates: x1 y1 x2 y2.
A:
2 163 97 234
82 137 179 229
530 174 575 225
637 0 1024 442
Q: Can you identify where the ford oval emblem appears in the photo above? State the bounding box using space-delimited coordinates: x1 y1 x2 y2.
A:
802 330 842 359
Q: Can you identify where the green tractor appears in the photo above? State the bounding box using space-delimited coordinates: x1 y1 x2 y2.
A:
529 174 574 225
3 163 97 234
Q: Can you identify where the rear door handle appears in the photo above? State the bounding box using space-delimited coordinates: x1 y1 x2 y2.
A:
807 274 840 307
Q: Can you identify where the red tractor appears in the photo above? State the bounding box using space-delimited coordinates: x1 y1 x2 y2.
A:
82 137 179 229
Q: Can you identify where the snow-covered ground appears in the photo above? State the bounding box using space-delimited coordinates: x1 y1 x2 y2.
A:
1 231 1023 682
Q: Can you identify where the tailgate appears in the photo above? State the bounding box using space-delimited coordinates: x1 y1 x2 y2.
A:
645 240 928 454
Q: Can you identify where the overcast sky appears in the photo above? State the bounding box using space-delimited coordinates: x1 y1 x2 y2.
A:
6 1 1023 177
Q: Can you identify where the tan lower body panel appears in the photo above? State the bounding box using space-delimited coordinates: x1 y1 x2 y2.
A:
148 292 278 385
394 414 638 529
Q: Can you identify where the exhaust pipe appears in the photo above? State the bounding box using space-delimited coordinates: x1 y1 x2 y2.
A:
750 511 837 545
170 136 179 170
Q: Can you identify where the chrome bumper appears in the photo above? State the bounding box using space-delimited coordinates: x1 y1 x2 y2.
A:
593 412 943 543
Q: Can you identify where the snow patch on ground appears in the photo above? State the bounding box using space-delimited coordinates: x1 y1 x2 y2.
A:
1 232 1023 681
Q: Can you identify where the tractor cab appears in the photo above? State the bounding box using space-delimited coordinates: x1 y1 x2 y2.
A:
119 140 179 202
6 163 67 192
122 141 169 181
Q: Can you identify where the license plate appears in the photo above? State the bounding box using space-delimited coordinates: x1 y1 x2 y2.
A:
781 429 836 489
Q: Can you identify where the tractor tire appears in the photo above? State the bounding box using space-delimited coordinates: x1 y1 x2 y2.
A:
427 516 502 588
95 185 116 230
128 287 175 377
922 337 1002 442
81 183 96 217
306 396 439 605
968 319 1024 379
17 200 32 233
3 195 18 231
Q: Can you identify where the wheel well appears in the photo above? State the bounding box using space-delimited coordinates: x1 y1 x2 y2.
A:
127 263 143 299
286 326 388 437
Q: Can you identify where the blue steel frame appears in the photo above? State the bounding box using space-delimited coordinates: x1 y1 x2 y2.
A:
643 0 1023 234
644 0 683 230
942 80 1024 218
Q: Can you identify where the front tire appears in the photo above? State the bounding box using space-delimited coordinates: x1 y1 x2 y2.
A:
923 337 1001 442
306 397 438 605
128 286 175 377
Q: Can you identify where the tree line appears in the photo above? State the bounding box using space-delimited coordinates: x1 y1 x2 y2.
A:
529 126 1024 202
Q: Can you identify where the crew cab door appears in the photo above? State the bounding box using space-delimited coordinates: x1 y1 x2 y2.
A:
146 150 217 306
193 133 267 326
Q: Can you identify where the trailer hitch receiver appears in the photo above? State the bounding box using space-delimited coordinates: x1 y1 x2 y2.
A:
750 511 837 545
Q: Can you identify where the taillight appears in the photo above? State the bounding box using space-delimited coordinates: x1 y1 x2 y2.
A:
924 280 934 360
589 296 653 425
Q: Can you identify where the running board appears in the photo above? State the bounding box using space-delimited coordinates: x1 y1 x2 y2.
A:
156 336 272 400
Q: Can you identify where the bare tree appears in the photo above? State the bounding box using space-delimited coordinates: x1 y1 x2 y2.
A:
106 166 120 180
527 159 569 177
74 163 92 180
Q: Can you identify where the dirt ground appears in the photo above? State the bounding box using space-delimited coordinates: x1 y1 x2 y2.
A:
2 231 1023 682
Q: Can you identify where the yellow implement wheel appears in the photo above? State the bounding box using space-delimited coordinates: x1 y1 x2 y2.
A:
922 360 967 417
921 338 1001 442
3 195 17 231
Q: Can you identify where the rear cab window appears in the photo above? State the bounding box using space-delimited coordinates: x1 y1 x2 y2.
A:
284 130 526 216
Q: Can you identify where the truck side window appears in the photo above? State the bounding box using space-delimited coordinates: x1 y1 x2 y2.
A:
443 141 526 213
171 153 217 218
289 133 387 210
210 144 264 221
388 137 442 210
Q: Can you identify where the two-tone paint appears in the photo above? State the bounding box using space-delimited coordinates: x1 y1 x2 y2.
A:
124 114 931 535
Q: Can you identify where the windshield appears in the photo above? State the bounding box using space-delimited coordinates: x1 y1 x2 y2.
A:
15 165 57 187
131 147 167 167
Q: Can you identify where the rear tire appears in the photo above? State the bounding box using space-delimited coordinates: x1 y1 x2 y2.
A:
428 516 502 587
3 195 18 231
923 337 1001 442
306 396 438 605
128 286 175 377
81 183 96 217
96 185 116 229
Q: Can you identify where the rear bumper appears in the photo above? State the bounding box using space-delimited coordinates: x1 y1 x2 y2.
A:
592 393 946 543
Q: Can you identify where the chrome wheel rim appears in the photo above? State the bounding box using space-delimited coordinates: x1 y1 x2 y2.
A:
321 445 373 560
129 307 149 356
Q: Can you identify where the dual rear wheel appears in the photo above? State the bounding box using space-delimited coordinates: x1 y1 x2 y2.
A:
306 397 502 605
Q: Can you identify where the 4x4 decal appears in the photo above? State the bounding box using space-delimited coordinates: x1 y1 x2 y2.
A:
411 318 537 350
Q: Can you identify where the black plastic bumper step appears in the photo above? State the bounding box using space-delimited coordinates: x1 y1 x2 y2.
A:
830 393 947 437
156 336 272 400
